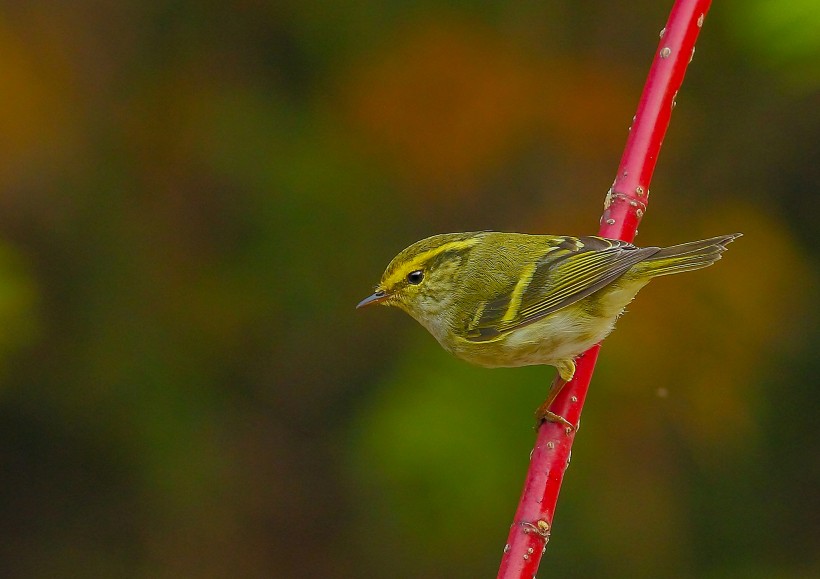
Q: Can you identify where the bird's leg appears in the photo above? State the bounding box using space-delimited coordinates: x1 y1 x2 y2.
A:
534 360 577 430
534 377 573 430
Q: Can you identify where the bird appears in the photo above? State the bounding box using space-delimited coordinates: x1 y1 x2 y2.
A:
357 231 741 427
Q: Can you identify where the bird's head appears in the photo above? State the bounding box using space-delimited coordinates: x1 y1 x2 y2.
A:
357 232 482 329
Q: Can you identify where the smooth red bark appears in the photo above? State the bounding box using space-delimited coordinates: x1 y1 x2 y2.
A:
497 1 713 577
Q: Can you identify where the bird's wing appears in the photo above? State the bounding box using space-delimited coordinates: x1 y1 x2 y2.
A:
464 236 658 342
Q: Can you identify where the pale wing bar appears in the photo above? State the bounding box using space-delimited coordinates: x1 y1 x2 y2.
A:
466 237 659 342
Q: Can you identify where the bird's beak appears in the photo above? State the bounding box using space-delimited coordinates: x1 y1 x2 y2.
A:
356 290 389 309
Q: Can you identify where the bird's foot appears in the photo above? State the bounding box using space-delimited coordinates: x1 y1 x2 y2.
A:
555 359 576 383
533 360 579 431
534 401 575 431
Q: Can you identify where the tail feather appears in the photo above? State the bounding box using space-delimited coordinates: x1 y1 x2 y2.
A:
636 233 741 278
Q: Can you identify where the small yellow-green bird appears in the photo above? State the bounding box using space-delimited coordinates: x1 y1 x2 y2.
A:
357 231 740 423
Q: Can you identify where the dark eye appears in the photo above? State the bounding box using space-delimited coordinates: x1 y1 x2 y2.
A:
406 270 424 285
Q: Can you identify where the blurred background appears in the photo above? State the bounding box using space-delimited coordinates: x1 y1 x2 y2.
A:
0 1 817 577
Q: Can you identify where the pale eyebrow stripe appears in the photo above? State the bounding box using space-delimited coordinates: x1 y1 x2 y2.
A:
382 238 479 287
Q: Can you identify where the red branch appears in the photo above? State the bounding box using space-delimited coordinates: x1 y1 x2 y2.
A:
497 1 713 577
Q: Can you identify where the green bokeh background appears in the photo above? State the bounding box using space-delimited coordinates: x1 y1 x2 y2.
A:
0 1 817 577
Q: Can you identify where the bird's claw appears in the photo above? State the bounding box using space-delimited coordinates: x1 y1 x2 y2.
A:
534 407 575 432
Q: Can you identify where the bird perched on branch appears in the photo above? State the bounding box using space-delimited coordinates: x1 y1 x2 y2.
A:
358 231 741 426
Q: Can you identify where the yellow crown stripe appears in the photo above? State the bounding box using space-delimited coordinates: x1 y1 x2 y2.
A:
501 262 537 322
382 238 479 288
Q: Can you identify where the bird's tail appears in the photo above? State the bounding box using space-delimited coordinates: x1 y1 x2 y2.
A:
634 233 742 278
